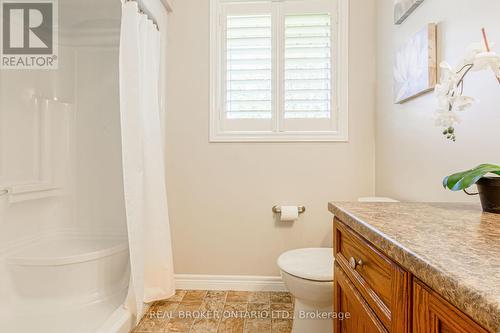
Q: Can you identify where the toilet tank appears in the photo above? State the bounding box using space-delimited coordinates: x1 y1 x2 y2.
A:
358 197 399 202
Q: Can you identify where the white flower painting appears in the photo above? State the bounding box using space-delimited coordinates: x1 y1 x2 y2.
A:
394 0 425 25
393 23 437 104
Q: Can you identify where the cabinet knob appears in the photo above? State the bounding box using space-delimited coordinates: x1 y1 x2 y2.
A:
349 257 363 269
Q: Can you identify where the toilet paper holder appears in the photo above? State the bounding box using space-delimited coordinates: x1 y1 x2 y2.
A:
272 205 306 214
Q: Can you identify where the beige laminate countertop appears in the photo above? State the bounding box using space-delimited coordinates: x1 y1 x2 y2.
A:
329 202 500 333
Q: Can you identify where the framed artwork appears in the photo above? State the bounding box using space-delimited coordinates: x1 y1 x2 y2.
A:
394 0 425 25
393 23 437 104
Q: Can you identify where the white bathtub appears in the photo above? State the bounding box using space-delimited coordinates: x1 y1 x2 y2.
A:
0 233 130 333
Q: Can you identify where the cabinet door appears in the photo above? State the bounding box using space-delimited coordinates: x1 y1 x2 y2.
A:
413 280 489 333
334 218 410 332
334 263 388 333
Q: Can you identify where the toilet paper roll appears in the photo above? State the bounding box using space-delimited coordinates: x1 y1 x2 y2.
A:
280 206 299 222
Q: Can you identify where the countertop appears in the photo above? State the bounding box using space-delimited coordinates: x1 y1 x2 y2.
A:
329 202 500 333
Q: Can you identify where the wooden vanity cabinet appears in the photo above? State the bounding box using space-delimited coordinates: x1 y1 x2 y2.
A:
413 280 489 333
333 218 491 333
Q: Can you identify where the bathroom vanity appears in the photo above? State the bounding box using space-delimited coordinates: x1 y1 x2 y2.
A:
329 202 500 333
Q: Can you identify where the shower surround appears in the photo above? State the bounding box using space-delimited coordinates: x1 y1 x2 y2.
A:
0 0 173 332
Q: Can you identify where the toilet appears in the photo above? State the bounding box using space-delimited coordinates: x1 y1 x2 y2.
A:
277 248 334 333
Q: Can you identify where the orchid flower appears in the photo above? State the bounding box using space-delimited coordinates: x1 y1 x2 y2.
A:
435 29 500 141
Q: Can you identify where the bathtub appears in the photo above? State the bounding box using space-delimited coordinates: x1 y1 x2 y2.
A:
0 233 130 333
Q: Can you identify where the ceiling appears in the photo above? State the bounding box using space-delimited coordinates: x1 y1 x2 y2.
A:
58 0 121 35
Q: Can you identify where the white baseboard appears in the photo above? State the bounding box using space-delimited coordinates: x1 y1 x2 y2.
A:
174 274 287 292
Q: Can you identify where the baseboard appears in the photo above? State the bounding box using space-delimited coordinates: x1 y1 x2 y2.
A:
174 274 287 292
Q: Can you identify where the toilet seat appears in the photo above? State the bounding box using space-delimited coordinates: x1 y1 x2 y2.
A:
277 248 334 282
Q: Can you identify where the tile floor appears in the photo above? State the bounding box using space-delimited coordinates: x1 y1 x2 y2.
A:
132 290 294 333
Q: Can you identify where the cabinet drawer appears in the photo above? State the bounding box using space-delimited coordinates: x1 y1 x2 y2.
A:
334 218 409 332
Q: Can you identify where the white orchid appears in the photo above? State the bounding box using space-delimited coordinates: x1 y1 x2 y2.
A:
459 42 490 69
435 109 461 128
450 95 476 111
437 62 458 92
435 29 500 141
474 52 500 76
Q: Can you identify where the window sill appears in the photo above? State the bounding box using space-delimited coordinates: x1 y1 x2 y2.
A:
209 131 349 143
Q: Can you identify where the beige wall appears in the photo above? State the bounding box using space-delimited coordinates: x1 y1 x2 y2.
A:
375 0 500 202
166 0 376 276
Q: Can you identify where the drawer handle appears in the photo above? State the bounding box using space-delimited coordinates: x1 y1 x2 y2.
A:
349 257 363 269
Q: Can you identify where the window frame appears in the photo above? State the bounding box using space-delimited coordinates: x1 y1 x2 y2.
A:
209 0 349 142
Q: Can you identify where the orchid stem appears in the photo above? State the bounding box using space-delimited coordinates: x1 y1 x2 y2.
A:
482 28 491 51
482 27 500 85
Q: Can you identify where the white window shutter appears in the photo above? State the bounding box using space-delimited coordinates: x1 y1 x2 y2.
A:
226 15 273 120
284 14 332 119
210 0 348 142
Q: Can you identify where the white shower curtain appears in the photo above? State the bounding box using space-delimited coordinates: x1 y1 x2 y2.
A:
119 0 175 322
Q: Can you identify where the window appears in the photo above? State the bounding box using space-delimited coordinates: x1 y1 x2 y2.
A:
210 0 348 142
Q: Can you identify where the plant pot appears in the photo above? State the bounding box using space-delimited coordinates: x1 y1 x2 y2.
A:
476 177 500 213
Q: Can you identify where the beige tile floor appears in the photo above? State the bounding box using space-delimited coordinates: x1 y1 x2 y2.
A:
132 290 294 333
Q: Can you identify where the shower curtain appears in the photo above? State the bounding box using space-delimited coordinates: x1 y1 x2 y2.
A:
119 0 175 322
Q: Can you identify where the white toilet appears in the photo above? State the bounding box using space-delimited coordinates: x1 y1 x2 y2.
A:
277 248 334 333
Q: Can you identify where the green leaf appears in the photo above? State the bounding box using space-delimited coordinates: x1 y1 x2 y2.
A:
443 164 500 191
444 170 470 189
